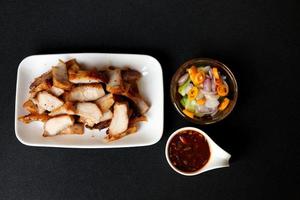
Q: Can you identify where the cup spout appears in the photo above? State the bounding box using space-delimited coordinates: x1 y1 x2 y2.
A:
204 147 231 172
213 151 231 168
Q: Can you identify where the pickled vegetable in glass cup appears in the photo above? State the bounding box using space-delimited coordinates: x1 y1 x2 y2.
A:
170 58 238 125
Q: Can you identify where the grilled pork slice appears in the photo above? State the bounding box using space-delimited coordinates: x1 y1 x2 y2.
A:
121 68 142 82
49 86 64 96
59 123 84 135
69 69 106 84
30 70 52 90
36 91 64 111
31 97 46 114
108 103 129 135
18 113 49 123
23 99 38 113
49 102 75 116
69 84 105 102
106 125 137 141
122 82 150 114
99 110 113 122
106 67 124 93
61 91 70 102
96 71 108 83
52 60 72 90
43 115 74 136
66 59 80 72
29 79 52 98
133 97 150 114
95 94 115 112
66 58 108 84
88 120 111 130
129 115 147 125
76 102 102 127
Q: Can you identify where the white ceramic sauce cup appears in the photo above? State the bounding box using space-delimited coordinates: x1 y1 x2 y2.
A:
165 127 231 176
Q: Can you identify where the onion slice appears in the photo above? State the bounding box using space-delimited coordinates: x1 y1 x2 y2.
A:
202 66 211 73
204 93 219 100
177 73 189 86
196 105 210 113
201 89 217 95
208 68 213 79
196 91 204 100
205 98 219 108
212 76 216 92
203 79 212 92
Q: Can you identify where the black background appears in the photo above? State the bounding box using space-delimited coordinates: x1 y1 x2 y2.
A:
0 0 299 199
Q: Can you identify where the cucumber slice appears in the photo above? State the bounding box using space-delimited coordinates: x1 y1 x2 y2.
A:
180 96 188 107
178 78 191 96
185 99 197 113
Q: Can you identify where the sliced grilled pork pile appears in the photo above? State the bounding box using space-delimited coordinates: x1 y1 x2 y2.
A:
19 59 150 141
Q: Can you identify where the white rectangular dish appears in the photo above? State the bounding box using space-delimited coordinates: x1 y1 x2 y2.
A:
15 53 164 148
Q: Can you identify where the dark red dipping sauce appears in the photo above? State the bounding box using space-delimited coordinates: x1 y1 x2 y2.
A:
168 130 210 173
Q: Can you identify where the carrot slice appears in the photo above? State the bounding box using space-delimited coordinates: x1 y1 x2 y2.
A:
193 71 206 85
217 84 229 96
188 86 198 100
187 66 197 76
212 67 220 79
215 78 223 86
197 98 206 105
188 66 203 85
183 109 194 118
219 98 230 111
